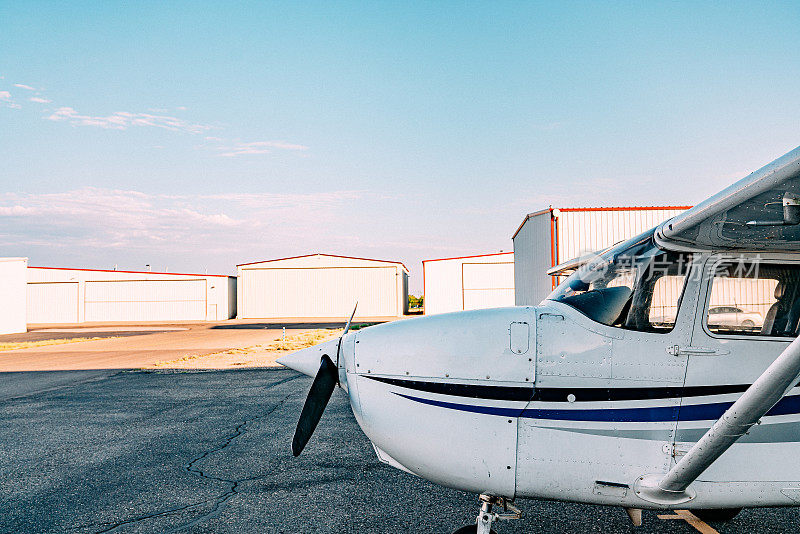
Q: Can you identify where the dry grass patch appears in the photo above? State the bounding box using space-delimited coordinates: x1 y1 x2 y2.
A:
268 329 343 352
145 328 342 370
0 337 113 352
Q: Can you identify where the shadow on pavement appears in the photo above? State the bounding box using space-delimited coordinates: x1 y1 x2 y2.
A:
211 321 386 330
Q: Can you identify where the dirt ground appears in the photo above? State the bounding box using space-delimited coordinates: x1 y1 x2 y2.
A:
0 320 387 373
0 320 356 402
141 328 343 370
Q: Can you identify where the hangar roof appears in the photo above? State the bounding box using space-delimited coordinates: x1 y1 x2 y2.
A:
237 253 409 274
511 205 693 239
28 266 233 278
422 251 513 263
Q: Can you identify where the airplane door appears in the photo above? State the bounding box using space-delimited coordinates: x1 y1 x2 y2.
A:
607 286 695 479
679 255 794 482
515 298 694 499
516 243 702 500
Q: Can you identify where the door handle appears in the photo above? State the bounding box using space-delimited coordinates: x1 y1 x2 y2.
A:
666 345 730 356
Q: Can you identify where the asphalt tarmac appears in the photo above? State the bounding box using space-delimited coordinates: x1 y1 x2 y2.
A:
1 368 800 533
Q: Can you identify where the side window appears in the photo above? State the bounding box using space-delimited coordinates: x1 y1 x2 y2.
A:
648 275 689 330
706 262 800 337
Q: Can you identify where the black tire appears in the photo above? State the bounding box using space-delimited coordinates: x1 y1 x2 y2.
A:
693 508 742 522
451 526 497 534
742 319 755 329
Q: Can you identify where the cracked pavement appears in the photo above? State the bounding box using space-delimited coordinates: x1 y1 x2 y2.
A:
2 368 800 533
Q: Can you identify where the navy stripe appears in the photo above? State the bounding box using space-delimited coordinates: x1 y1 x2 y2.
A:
366 375 752 402
365 376 533 401
393 393 800 422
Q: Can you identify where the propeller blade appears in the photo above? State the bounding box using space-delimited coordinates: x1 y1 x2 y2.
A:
343 301 358 336
291 354 338 457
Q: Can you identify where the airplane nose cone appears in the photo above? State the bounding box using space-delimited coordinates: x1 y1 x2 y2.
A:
277 338 340 377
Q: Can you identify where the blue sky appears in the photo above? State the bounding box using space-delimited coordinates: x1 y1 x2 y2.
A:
1 1 799 293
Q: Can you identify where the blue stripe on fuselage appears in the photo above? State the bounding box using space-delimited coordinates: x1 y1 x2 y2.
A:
393 392 800 422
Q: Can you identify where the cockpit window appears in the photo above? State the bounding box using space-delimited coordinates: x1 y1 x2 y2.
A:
546 229 692 333
706 262 800 337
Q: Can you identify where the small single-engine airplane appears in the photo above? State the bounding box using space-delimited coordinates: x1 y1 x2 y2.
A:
280 145 800 533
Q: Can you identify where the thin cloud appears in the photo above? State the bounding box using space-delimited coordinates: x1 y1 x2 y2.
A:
46 106 211 133
0 90 20 109
218 140 309 157
0 188 366 254
6 85 308 155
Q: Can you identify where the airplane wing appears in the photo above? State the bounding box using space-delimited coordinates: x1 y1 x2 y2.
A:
655 145 800 251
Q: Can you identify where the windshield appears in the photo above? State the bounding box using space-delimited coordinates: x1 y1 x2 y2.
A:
546 229 692 333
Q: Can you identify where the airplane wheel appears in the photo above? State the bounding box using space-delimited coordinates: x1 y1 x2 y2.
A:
694 508 742 522
451 526 497 534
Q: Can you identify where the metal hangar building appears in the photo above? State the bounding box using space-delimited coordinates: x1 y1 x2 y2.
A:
237 254 409 319
422 252 514 315
513 206 691 305
26 266 236 324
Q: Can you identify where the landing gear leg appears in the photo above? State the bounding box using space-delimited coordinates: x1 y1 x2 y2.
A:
452 495 521 534
476 495 496 534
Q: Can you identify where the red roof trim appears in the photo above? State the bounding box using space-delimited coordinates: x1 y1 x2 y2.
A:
237 253 409 273
512 206 692 239
526 208 553 218
512 208 553 239
556 205 692 213
28 266 233 278
422 251 514 263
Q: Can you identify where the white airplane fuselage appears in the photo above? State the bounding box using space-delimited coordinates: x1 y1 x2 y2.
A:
292 249 800 510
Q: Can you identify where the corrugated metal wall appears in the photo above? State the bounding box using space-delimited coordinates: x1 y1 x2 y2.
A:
424 258 465 315
462 262 514 311
709 277 778 319
240 267 397 318
424 253 513 314
513 212 553 306
84 280 207 322
557 209 686 261
238 255 407 318
0 258 27 335
27 282 79 323
649 276 777 328
514 208 689 305
26 268 236 324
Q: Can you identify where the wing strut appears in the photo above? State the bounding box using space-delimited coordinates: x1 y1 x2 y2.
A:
636 334 800 504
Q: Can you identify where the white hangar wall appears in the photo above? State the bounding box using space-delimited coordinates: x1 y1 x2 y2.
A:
0 258 28 335
513 206 691 306
27 267 236 324
423 252 514 315
237 254 409 318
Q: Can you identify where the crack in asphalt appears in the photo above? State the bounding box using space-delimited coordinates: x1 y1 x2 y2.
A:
86 373 303 534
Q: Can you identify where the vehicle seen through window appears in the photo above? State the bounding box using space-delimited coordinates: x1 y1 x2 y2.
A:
706 262 800 337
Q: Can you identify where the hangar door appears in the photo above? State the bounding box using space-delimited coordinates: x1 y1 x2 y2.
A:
242 267 397 318
27 282 79 323
462 262 515 310
85 280 207 321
